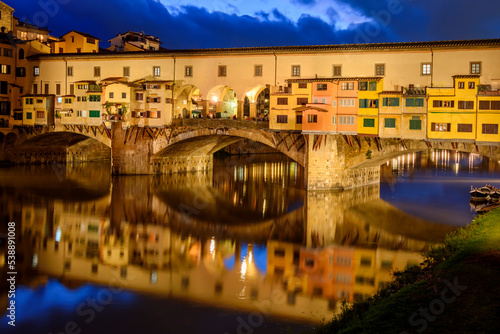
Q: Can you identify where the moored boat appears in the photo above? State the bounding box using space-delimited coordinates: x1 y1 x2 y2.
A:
470 185 491 201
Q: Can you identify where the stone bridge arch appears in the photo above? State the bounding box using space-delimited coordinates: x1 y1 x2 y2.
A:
149 120 306 174
1 124 111 164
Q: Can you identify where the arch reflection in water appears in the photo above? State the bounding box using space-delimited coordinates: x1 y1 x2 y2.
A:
1 155 451 324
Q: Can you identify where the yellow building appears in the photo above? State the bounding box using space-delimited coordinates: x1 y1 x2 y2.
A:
353 247 377 300
86 84 103 126
22 95 54 126
51 31 100 53
476 83 500 144
102 80 134 121
59 95 76 124
401 87 427 140
428 75 479 141
378 91 402 138
358 78 382 136
269 82 310 131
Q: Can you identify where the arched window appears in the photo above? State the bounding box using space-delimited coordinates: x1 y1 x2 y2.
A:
19 48 25 60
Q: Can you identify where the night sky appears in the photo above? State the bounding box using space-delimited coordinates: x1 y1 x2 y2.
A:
8 0 500 49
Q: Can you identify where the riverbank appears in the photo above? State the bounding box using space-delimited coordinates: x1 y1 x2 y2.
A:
317 209 500 334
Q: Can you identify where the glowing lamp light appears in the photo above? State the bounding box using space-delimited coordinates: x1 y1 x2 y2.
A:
212 96 218 102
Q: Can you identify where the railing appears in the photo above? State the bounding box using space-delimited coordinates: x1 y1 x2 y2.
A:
172 118 269 129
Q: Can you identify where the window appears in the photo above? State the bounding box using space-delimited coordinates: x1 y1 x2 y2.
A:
254 65 262 76
341 82 354 90
16 67 26 77
89 110 100 118
94 66 100 77
67 67 73 76
332 116 337 124
0 101 9 115
431 122 451 132
457 124 473 132
364 118 375 127
89 95 101 102
458 82 465 89
87 37 95 44
458 101 474 110
277 115 288 123
493 101 500 110
333 65 341 76
123 67 130 77
33 84 38 94
277 98 288 105
3 48 12 57
297 98 308 105
308 114 317 123
321 97 326 104
0 64 10 74
405 98 424 107
122 92 126 99
82 96 87 102
26 112 32 119
36 111 44 118
482 124 498 134
339 116 355 125
153 66 160 77
57 97 62 103
479 101 490 110
64 98 72 104
218 65 226 77
109 92 114 99
76 48 81 53
358 82 367 91
317 84 327 91
384 118 396 128
296 115 302 124
359 99 378 108
409 116 421 130
0 81 7 94
292 65 300 77
185 66 193 77
421 63 431 75
56 84 61 95
470 62 481 74
298 83 307 89
136 93 143 101
18 49 25 59
360 257 372 267
339 99 355 107
375 63 385 76
382 97 400 107
369 81 377 91
468 82 475 89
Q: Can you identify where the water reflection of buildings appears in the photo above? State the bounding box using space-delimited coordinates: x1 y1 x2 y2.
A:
1 157 452 322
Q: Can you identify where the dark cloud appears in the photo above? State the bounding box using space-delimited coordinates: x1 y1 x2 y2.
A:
5 0 500 50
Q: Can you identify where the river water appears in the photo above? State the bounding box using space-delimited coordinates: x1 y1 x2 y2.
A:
1 149 499 333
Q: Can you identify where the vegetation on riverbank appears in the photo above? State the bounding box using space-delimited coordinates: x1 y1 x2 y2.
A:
317 209 500 334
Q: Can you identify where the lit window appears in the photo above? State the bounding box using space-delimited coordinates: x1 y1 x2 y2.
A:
470 62 481 74
292 65 300 77
185 66 193 77
34 66 40 76
333 65 341 76
254 65 262 76
218 65 227 77
375 64 385 76
153 66 161 77
422 63 431 75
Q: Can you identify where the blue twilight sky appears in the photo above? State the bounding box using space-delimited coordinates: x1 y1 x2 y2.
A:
7 0 500 49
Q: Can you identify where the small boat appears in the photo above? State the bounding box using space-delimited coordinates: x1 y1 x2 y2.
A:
470 185 491 201
476 202 500 214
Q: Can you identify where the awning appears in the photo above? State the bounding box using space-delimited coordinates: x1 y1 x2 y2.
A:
59 108 73 113
293 106 329 112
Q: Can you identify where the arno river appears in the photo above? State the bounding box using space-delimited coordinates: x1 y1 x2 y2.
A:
1 150 499 333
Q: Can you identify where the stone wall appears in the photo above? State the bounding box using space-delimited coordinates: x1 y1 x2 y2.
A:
67 138 111 163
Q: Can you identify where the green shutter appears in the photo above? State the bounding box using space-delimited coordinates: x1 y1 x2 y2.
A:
391 98 400 107
409 120 422 130
384 118 396 128
406 98 414 107
383 97 389 106
369 81 377 91
89 110 100 118
363 118 375 127
26 112 32 120
415 98 424 107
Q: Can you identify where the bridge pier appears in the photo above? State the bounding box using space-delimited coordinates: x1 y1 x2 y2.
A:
304 134 380 191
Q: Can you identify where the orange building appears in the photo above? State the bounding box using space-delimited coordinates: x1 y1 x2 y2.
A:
336 78 359 134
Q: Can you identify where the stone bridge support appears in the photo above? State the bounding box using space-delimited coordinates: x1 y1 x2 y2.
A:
304 134 381 191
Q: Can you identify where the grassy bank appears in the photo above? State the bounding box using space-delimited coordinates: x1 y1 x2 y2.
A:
317 209 500 334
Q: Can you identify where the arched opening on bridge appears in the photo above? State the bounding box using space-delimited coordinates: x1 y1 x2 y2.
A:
207 85 237 119
242 85 270 120
174 84 203 119
8 132 111 164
